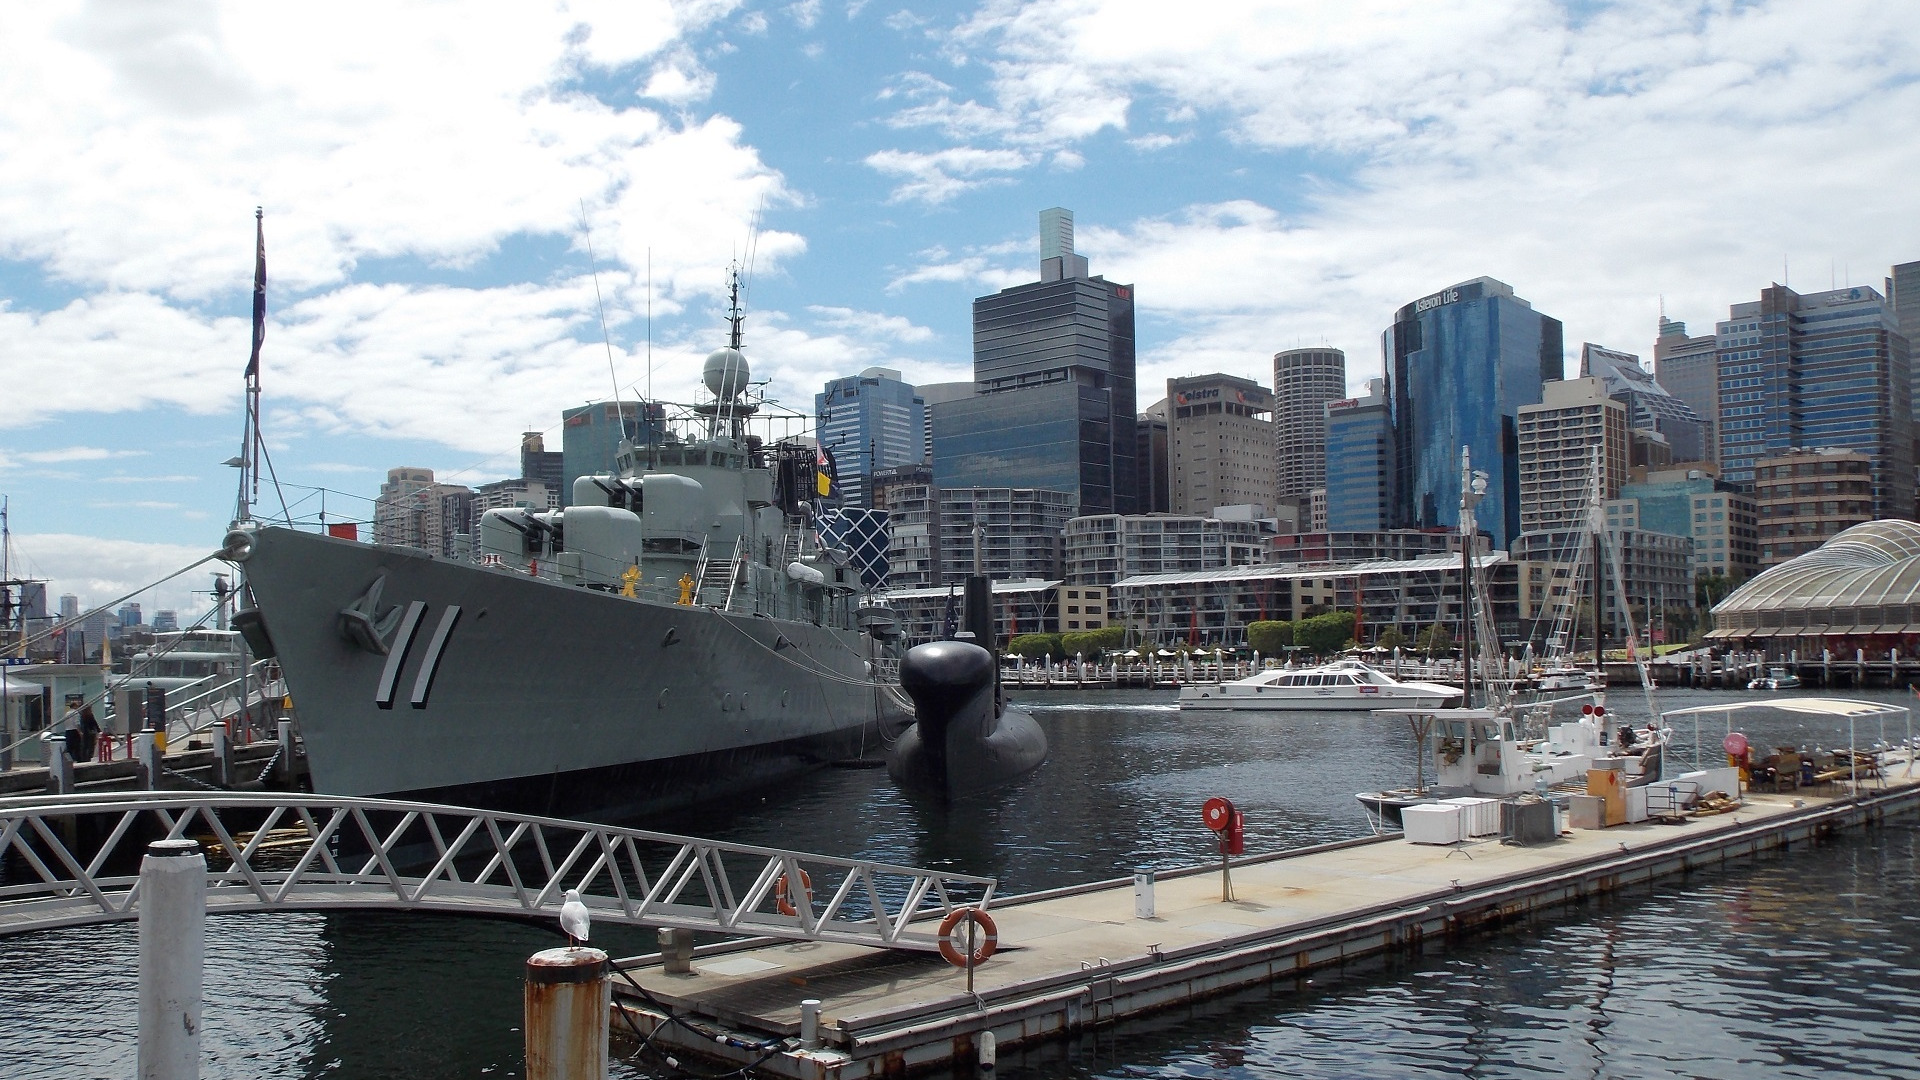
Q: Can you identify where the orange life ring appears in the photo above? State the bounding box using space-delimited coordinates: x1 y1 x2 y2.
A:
937 907 998 969
775 870 812 916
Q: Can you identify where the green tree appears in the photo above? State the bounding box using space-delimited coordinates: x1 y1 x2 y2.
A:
1007 633 1062 660
1292 611 1356 655
1374 627 1407 651
1416 624 1455 656
1246 620 1293 655
1061 625 1126 660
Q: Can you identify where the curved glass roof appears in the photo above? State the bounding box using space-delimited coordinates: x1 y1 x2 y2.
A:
1714 519 1920 615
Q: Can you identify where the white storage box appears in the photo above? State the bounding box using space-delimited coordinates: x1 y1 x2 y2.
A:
1625 784 1649 823
1440 796 1502 837
1402 803 1464 845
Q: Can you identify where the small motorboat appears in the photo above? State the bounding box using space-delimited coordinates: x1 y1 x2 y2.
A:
1178 659 1461 711
1747 666 1802 691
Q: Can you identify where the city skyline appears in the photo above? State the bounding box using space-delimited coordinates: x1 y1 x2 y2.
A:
3 1 1918 614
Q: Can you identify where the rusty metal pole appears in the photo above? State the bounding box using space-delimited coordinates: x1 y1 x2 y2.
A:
138 838 205 1080
525 947 609 1080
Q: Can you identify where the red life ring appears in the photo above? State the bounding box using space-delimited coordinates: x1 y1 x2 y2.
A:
775 870 812 916
937 907 998 969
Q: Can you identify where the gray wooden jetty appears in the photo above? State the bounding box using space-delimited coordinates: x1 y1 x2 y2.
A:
610 766 1920 1078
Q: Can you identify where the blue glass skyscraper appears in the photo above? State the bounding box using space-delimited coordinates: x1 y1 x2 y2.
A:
1383 277 1562 548
1324 378 1395 531
1714 284 1912 516
815 367 926 508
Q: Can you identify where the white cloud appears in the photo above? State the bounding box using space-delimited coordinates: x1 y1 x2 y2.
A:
0 446 149 466
788 0 823 30
807 306 936 342
864 146 1033 204
869 0 1920 389
9 532 219 616
0 1 769 301
0 1 805 456
643 47 719 103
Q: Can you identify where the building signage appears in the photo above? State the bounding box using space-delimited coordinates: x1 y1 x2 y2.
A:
1174 388 1221 405
1326 398 1360 412
1413 288 1462 314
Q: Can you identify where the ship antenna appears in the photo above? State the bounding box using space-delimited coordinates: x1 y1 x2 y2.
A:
726 263 744 351
580 200 628 466
645 247 653 408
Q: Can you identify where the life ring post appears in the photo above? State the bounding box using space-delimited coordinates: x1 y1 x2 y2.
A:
936 905 998 992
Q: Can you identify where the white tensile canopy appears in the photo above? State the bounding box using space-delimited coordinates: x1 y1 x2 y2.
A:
1660 697 1914 781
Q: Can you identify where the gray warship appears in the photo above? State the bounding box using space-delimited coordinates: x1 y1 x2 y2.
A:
220 312 911 820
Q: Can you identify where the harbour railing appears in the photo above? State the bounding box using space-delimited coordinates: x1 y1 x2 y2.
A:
0 791 995 948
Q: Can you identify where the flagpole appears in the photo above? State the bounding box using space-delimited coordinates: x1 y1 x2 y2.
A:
236 207 266 525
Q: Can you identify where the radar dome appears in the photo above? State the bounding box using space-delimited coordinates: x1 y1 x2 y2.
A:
703 347 750 401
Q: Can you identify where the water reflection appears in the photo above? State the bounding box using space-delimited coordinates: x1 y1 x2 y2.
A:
2 686 1916 1079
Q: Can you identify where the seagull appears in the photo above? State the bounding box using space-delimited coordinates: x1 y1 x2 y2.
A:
560 889 591 945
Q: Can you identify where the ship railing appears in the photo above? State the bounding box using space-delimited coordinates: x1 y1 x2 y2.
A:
0 792 998 951
719 535 745 611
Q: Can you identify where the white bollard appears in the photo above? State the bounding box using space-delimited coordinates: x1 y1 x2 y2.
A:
211 722 233 788
138 838 205 1080
1134 870 1156 919
135 730 160 790
799 998 822 1049
47 740 74 795
525 947 610 1080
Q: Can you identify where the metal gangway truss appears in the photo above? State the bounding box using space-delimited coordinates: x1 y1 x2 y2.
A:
0 792 995 948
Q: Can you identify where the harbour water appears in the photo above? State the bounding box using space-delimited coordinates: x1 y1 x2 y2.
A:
3 686 1917 1078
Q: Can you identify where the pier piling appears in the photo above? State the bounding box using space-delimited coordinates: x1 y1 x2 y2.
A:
137 839 204 1080
525 947 610 1080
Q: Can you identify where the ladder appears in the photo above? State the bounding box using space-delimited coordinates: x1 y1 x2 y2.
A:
696 537 742 609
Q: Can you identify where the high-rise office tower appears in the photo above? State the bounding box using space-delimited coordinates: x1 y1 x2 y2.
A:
1580 343 1707 463
520 432 564 493
1714 284 1912 516
372 467 472 555
1167 374 1276 515
1383 277 1562 549
1272 348 1346 503
1515 377 1630 533
1324 379 1396 531
815 367 927 508
1889 261 1920 470
560 401 662 507
934 208 1137 515
1653 317 1719 465
915 382 975 464
1135 400 1170 514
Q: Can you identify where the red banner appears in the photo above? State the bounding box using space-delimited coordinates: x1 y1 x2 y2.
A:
326 523 359 541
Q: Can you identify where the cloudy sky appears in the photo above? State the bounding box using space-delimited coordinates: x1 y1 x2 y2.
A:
2 0 1917 616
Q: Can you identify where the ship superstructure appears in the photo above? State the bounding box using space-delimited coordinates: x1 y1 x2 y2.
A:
222 291 908 819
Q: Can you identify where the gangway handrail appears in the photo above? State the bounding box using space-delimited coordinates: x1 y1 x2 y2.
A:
0 792 995 949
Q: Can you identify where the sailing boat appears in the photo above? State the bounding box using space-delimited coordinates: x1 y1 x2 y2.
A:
1356 447 1669 827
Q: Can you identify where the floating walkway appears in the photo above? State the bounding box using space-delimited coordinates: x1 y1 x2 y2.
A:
611 767 1920 1079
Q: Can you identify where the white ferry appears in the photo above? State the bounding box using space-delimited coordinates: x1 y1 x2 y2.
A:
1177 659 1462 712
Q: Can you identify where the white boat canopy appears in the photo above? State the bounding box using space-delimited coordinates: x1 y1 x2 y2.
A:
1659 697 1913 779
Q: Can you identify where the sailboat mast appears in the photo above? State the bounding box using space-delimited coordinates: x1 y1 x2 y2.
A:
1459 446 1474 709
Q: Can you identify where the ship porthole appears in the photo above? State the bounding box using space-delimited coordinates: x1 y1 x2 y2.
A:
740 693 749 711
723 693 733 712
658 688 669 709
781 690 790 708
